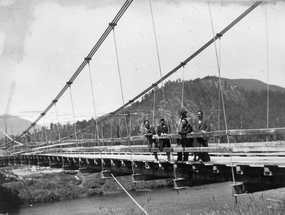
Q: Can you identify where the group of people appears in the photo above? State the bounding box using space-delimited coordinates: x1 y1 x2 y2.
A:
142 110 211 163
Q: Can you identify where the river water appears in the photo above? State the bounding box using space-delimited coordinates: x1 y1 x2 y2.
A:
12 182 245 215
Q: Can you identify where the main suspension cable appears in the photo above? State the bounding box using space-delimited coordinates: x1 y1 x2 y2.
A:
15 0 133 142
109 1 262 117
54 1 263 145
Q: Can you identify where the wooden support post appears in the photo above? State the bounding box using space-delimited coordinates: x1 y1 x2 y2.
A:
132 161 137 168
79 158 82 169
62 157 65 169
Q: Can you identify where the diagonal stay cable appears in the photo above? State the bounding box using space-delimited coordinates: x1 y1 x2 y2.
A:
12 0 133 143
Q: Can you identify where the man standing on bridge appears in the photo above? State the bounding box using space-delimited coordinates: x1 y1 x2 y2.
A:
142 119 159 163
194 111 211 162
176 109 194 162
156 118 171 162
178 118 193 162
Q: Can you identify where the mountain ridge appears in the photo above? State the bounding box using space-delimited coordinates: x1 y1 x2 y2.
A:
223 78 285 92
0 114 41 139
1 77 285 143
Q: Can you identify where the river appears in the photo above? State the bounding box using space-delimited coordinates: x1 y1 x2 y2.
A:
13 182 285 215
11 181 265 215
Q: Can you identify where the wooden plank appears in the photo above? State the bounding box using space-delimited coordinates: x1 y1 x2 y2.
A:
232 147 285 153
11 139 285 156
228 128 285 136
172 147 230 153
209 141 285 147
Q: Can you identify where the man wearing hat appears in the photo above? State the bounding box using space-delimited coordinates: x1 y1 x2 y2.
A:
176 109 194 162
194 110 211 162
156 118 171 162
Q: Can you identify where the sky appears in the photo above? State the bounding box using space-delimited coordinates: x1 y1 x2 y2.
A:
0 0 285 132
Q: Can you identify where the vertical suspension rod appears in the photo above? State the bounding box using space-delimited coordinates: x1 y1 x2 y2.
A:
53 101 61 140
67 82 78 141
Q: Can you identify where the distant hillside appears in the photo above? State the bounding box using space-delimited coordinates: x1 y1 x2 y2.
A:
225 78 285 92
0 114 40 139
2 76 285 144
130 76 285 133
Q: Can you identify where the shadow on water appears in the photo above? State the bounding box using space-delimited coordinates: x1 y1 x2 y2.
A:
0 185 22 214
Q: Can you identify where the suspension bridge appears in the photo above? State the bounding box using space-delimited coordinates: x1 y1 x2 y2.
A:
1 1 285 212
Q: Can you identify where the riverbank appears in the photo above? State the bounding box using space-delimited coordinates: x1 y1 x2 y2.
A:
0 165 172 204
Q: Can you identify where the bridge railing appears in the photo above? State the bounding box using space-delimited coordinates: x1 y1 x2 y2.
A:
12 141 285 158
5 127 285 156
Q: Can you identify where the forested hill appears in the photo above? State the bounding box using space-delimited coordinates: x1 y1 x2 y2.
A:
2 76 285 144
225 78 285 93
129 76 285 134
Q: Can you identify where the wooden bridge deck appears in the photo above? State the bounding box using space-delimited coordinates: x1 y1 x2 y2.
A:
35 151 285 167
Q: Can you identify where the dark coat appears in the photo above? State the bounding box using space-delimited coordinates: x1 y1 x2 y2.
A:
194 118 210 132
179 123 193 138
156 124 169 136
143 125 156 143
156 123 171 150
178 122 193 147
194 118 210 148
193 118 211 161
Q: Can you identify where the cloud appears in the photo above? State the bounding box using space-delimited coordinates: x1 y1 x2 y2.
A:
0 0 37 115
